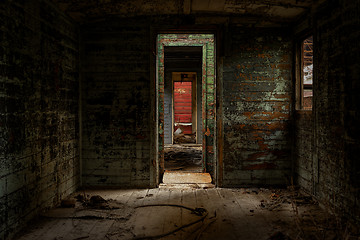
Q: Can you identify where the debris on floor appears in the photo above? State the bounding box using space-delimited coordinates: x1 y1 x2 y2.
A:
174 133 196 144
14 188 360 240
173 127 196 144
254 188 360 240
60 198 76 208
164 144 202 172
259 188 315 211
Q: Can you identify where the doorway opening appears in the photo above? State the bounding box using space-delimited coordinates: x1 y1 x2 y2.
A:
165 71 202 173
173 73 196 145
157 34 216 185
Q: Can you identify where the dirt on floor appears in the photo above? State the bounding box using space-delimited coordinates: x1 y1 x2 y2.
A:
251 187 360 240
14 188 360 240
164 144 202 172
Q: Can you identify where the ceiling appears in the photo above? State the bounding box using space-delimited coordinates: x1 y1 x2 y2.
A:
165 46 203 69
51 0 314 25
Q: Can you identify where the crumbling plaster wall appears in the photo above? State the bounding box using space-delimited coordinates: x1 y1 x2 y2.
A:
0 0 80 239
295 0 360 222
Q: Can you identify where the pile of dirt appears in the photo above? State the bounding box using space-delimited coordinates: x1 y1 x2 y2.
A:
164 144 202 172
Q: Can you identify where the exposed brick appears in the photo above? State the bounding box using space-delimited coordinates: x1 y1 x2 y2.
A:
222 27 293 187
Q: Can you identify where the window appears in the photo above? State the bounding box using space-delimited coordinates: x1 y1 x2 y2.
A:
301 36 313 110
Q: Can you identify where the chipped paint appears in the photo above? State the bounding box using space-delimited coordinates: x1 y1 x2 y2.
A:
222 27 292 186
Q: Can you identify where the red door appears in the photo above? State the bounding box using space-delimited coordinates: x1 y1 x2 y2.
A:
174 81 192 134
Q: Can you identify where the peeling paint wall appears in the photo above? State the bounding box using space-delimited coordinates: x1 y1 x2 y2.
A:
0 0 80 239
222 28 293 186
296 0 360 222
81 18 151 187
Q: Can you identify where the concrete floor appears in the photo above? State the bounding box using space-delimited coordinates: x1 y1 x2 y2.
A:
14 188 358 240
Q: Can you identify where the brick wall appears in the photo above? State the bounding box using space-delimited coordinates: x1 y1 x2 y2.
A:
222 27 293 186
81 18 151 187
0 0 79 239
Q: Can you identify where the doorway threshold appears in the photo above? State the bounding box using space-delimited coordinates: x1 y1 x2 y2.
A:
163 171 212 184
159 183 215 189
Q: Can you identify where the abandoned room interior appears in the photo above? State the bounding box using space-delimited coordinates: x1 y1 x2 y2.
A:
1 0 359 239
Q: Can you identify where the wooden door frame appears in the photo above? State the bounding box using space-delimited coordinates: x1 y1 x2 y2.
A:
156 34 216 184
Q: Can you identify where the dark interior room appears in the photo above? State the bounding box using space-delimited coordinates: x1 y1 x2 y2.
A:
1 0 359 239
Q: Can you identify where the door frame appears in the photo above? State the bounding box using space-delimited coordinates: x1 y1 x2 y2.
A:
156 34 216 184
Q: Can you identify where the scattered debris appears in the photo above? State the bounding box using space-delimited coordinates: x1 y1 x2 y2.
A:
61 198 76 208
260 189 315 211
164 144 202 171
133 204 209 240
173 126 196 143
174 132 196 144
74 194 125 210
90 195 106 205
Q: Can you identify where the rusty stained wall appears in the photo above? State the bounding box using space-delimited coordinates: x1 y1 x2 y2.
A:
0 0 80 239
81 19 151 187
295 0 360 222
222 27 293 186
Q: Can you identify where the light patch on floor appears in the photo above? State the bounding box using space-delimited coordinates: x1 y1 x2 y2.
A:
163 172 212 184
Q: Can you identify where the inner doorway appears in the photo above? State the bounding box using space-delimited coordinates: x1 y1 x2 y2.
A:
173 73 196 145
164 50 203 173
156 34 216 185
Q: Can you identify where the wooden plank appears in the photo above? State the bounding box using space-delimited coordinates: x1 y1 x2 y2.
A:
131 188 161 237
179 189 203 238
39 219 75 240
131 188 171 239
236 189 295 235
212 188 244 239
126 189 149 207
186 189 217 240
87 219 116 240
64 219 97 240
114 189 136 204
228 188 273 239
163 189 183 239
200 188 228 239
16 218 61 240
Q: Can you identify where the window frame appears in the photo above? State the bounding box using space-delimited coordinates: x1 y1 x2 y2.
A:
296 34 313 111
